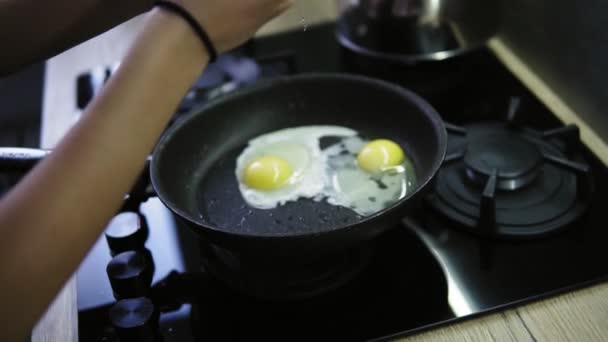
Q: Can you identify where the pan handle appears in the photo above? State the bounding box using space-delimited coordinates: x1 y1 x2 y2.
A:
0 148 51 172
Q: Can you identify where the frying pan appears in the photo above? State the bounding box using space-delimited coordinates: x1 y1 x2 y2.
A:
0 73 446 296
151 73 446 253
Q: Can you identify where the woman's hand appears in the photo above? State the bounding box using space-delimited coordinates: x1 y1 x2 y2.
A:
175 0 294 53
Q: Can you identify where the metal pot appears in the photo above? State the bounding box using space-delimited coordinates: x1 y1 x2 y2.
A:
336 0 502 64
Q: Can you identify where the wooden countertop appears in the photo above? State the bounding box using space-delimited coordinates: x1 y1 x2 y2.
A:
32 3 608 341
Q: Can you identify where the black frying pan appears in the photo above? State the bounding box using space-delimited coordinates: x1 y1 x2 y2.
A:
150 73 447 258
0 74 445 293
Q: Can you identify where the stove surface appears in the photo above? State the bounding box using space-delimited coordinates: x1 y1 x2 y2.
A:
76 23 608 341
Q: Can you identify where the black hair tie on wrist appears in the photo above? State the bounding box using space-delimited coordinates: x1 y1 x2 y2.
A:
155 1 218 63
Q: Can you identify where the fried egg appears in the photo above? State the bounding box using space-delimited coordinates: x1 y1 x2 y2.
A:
235 126 357 209
235 126 417 217
322 136 416 216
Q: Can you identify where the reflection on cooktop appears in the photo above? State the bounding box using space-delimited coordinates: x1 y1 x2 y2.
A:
188 226 453 341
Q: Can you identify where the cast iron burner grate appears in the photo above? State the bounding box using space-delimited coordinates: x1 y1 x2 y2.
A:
427 99 594 238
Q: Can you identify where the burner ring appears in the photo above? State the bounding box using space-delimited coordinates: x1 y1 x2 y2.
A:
464 134 542 191
427 122 592 239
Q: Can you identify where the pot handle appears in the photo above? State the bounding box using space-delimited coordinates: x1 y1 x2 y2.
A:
0 147 51 172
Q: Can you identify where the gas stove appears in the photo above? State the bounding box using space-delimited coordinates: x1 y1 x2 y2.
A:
74 23 608 341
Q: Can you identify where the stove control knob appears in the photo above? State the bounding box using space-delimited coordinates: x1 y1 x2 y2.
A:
107 251 153 299
105 212 148 255
109 297 162 342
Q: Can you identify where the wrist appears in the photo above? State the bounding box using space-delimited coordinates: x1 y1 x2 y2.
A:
154 1 218 63
145 8 210 75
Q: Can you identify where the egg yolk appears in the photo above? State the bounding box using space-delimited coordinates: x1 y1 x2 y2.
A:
244 156 293 190
357 139 405 173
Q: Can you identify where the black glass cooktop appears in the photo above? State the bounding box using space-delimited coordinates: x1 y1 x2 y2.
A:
75 23 608 341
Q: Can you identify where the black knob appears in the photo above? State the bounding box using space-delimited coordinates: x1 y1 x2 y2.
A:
109 297 162 342
76 66 112 110
107 251 153 299
105 212 148 255
76 72 94 110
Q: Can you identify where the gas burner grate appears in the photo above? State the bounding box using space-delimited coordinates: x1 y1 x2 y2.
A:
427 99 594 238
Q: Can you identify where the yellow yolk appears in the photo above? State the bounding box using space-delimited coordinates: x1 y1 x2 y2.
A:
243 156 293 190
357 139 405 173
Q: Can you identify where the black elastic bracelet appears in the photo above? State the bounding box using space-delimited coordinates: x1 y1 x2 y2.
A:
155 1 218 63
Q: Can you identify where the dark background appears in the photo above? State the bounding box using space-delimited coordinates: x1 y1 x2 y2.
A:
500 1 608 140
0 62 43 147
0 62 43 195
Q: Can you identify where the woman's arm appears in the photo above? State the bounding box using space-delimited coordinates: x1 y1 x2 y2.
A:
0 1 292 340
0 0 154 76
